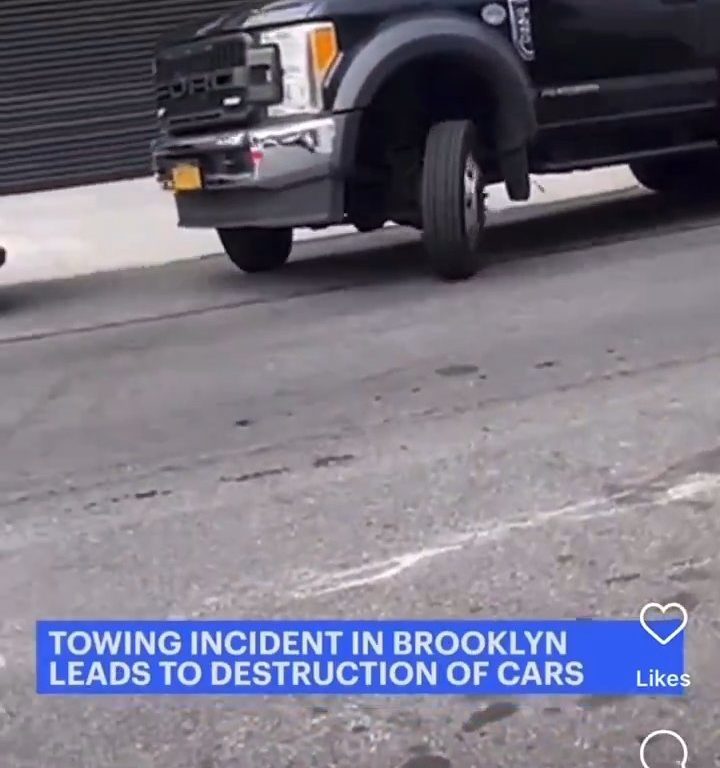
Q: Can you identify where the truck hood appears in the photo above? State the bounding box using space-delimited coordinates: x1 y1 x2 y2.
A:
157 1 315 45
157 0 483 45
216 0 319 30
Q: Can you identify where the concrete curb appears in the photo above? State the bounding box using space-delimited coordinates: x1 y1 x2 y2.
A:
0 165 638 287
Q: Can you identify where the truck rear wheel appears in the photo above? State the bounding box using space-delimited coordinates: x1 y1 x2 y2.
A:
421 120 486 281
630 152 720 197
217 227 293 273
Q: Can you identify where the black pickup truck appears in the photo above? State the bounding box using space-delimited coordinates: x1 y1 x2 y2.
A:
152 0 720 280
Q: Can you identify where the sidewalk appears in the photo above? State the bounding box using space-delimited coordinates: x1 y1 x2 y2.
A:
0 165 639 286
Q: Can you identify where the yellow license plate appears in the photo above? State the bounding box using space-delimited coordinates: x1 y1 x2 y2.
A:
171 163 202 192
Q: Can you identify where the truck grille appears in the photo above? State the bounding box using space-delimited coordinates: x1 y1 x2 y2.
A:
155 35 281 134
156 36 249 82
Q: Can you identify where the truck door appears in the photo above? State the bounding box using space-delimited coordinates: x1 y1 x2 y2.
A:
526 0 713 117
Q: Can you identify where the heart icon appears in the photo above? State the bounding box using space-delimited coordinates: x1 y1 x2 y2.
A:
639 602 689 645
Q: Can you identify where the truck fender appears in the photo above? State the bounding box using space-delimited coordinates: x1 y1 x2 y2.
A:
332 12 537 200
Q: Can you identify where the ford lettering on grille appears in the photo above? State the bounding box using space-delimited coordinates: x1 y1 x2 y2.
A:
164 70 241 100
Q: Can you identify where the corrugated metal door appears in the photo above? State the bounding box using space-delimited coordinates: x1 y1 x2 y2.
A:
0 0 242 194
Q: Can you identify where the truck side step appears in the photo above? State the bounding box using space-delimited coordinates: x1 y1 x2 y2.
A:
537 140 719 173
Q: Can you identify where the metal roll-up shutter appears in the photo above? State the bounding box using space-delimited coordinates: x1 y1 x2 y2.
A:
0 0 243 195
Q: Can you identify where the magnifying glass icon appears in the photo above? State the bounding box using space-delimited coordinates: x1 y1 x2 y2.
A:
640 730 688 768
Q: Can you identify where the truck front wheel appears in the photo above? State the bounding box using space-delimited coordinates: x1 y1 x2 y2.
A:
421 120 487 281
217 227 293 274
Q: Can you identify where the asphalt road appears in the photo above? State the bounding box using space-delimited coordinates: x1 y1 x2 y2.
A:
1 189 720 767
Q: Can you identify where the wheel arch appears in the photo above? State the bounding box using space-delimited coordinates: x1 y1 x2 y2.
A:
331 12 538 200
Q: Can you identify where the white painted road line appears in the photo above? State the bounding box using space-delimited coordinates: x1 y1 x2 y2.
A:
291 470 720 600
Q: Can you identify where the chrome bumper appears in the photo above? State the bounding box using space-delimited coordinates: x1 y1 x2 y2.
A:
152 116 338 191
152 114 354 230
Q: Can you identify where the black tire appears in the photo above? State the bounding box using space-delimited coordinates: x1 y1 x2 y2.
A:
630 151 720 197
421 120 486 281
217 227 293 273
353 215 386 234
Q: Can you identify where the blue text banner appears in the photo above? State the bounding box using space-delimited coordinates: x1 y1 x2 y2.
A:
36 619 687 696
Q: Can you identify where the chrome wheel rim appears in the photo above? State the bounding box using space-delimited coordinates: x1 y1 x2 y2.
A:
463 154 482 247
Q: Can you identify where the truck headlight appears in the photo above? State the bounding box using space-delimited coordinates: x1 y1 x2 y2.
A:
259 22 340 117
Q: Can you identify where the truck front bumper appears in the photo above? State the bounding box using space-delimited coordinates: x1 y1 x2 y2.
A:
152 114 355 230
